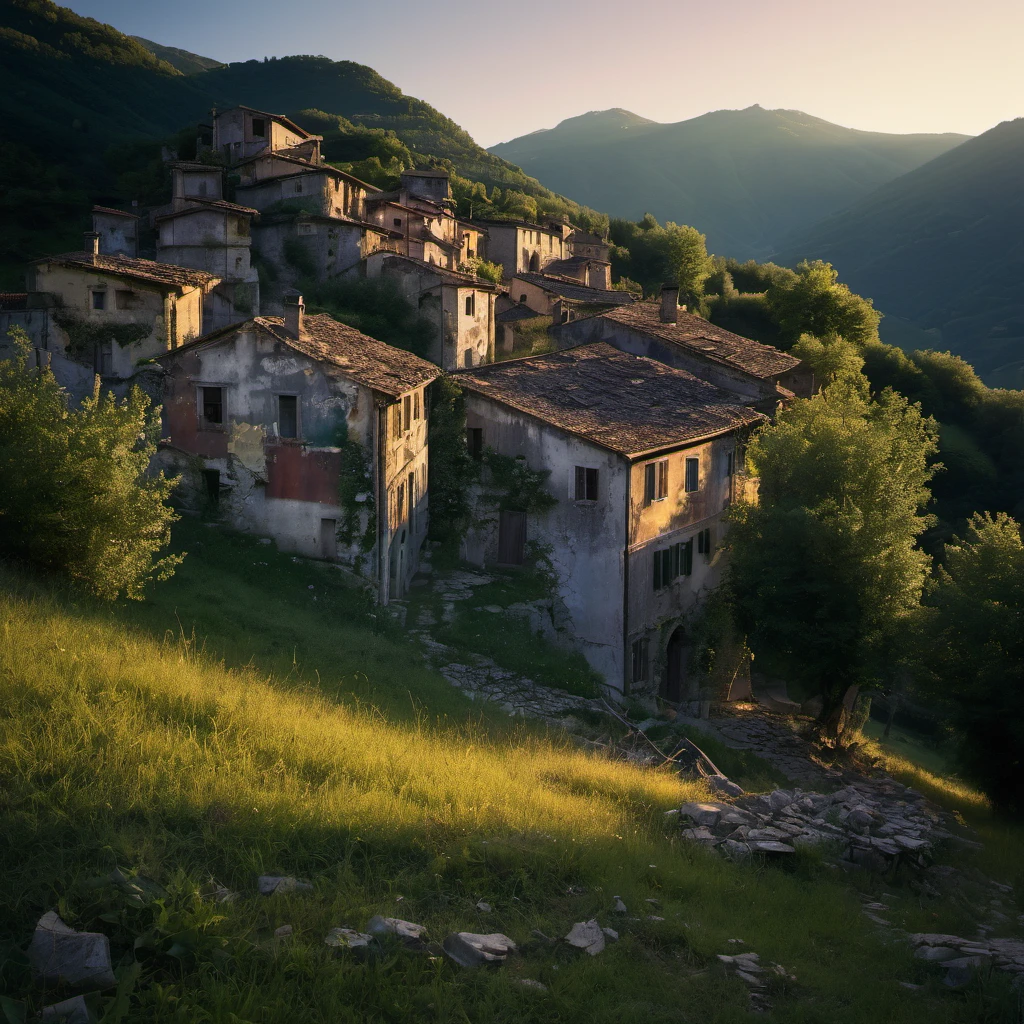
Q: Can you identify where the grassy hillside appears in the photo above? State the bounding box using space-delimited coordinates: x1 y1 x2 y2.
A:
490 106 968 260
0 520 1021 1021
0 1 590 285
132 36 225 74
777 118 1024 388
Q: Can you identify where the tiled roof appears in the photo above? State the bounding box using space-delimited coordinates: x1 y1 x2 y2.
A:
495 304 546 324
568 229 607 246
218 105 316 140
36 252 217 290
255 314 440 397
155 199 259 222
594 303 800 379
541 255 609 277
514 272 630 305
456 343 763 458
92 205 139 219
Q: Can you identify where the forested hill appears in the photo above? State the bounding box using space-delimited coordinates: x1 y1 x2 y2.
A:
776 118 1024 389
131 36 225 75
0 0 588 285
490 106 969 260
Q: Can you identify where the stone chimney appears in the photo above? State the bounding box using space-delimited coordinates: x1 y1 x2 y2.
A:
660 284 679 323
84 231 100 261
283 291 305 338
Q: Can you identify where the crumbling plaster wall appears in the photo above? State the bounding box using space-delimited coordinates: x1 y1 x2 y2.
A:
461 395 628 689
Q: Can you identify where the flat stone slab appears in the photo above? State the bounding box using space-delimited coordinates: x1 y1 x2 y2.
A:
325 927 374 950
366 915 427 944
40 996 93 1023
442 931 517 967
565 919 605 955
679 802 728 827
749 841 795 855
28 912 116 991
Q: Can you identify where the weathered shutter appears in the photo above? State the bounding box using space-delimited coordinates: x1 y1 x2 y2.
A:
644 464 655 503
575 466 586 501
498 510 526 565
683 539 694 576
586 467 599 501
653 549 662 590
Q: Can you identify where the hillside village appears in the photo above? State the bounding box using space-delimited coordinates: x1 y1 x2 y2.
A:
0 102 817 704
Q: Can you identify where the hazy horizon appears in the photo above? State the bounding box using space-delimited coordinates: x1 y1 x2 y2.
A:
64 0 1023 148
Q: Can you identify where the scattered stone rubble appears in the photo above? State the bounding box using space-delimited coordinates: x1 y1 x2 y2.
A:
442 932 518 967
910 933 1024 988
27 912 116 992
675 777 953 870
257 875 314 895
717 950 796 1011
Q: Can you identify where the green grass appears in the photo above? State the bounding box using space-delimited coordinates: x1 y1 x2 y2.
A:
0 523 1022 1022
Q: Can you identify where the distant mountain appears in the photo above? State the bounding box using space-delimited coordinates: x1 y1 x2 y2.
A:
132 36 225 75
490 105 969 260
777 118 1024 388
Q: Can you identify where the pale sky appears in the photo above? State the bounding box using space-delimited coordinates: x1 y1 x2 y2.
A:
67 0 1023 146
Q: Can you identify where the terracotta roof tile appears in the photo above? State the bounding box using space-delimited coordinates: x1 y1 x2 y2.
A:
254 314 440 397
597 302 800 379
37 252 217 290
91 205 139 219
155 199 259 222
456 343 763 458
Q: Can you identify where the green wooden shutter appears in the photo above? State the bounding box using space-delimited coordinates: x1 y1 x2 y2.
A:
684 539 694 576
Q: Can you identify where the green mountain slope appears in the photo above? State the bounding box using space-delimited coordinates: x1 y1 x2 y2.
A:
0 0 583 283
490 106 968 260
777 118 1024 388
132 35 225 74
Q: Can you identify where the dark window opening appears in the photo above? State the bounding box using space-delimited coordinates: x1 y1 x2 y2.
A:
408 471 416 533
91 291 106 311
519 294 527 304
394 218 402 227
725 450 735 478
697 527 712 557
464 294 475 316
397 483 405 520
574 466 599 502
202 469 220 503
631 638 649 684
201 386 224 427
467 427 483 460
251 117 266 138
685 457 700 493
95 341 112 376
278 395 298 438
402 394 412 431
413 390 421 420
463 349 473 368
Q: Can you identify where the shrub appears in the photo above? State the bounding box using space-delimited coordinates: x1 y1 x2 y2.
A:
0 328 181 599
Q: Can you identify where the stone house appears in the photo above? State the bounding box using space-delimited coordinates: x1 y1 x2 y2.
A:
567 228 611 263
92 205 139 257
538 255 612 291
154 165 261 331
472 219 569 280
210 105 322 167
361 252 498 369
494 304 551 358
552 287 809 405
28 234 218 379
456 342 764 696
509 271 632 321
157 295 440 603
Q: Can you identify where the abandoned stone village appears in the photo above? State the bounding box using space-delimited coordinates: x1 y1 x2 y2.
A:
6 103 1024 1012
0 101 822 708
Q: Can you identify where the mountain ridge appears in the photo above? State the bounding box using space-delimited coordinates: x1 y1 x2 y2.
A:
490 105 970 259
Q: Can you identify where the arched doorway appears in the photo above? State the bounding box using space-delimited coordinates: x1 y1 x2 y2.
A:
661 626 691 703
528 251 540 272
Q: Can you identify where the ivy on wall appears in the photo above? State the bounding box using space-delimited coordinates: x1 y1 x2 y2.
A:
480 449 557 515
53 309 151 358
334 422 376 554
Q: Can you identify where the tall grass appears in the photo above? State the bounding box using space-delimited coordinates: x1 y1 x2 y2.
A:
0 542 1020 1021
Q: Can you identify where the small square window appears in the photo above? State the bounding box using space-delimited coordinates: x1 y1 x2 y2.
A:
277 395 298 438
91 290 106 311
394 218 402 227
200 386 225 428
251 117 266 138
574 466 598 502
685 457 700 493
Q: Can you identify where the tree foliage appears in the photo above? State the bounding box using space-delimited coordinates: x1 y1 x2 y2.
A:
728 371 938 736
791 332 865 388
608 215 713 306
925 513 1024 814
767 260 881 348
0 329 181 599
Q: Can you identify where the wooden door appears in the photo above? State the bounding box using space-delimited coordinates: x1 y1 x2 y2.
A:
497 510 526 565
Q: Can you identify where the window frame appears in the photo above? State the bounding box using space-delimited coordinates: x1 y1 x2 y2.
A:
684 456 700 493
466 426 483 461
198 385 227 431
644 458 669 504
276 393 299 439
464 293 475 317
91 289 107 311
631 638 649 684
574 466 599 503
